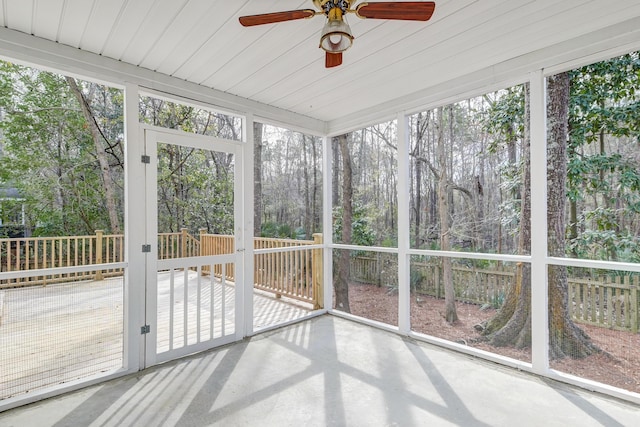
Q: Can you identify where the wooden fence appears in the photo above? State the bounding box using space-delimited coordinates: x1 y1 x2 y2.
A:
569 275 639 333
1 230 324 309
352 257 639 333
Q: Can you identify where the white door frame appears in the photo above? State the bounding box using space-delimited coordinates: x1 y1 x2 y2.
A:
142 127 245 367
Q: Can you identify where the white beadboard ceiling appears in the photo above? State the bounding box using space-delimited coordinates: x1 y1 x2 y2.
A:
1 0 640 133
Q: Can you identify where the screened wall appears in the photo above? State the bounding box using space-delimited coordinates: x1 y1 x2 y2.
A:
326 51 640 400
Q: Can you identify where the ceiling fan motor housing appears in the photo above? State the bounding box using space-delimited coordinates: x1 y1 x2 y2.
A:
321 0 351 15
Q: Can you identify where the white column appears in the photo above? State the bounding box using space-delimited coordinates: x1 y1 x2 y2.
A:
323 135 334 311
529 70 549 374
241 114 255 337
397 112 411 334
123 82 145 370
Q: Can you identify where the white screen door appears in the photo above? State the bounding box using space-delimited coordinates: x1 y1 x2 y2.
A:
143 129 243 366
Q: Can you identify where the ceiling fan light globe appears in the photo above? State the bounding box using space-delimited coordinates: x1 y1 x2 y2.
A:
329 33 343 45
319 18 353 53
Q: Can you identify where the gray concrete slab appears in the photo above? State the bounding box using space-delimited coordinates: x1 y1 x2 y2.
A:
0 315 638 427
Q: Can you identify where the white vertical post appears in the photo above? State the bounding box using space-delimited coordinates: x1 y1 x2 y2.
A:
323 135 333 311
241 113 255 337
123 82 145 370
529 70 549 374
397 112 411 334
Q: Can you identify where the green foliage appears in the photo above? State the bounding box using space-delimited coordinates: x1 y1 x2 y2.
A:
483 86 526 152
260 222 298 239
156 143 234 235
566 52 640 261
0 61 124 236
332 205 376 246
409 267 425 292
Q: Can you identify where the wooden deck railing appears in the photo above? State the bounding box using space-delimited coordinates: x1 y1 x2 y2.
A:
158 228 200 260
199 232 323 309
0 230 123 287
1 231 324 309
353 257 639 333
3 230 637 330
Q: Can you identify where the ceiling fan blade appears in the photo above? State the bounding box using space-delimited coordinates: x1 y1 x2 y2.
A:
239 9 316 27
355 2 435 21
326 52 343 68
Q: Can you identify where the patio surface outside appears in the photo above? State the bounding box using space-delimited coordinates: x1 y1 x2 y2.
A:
0 274 311 401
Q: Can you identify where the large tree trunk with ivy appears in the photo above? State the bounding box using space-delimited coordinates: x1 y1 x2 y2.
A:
334 135 352 312
66 76 121 234
481 76 597 359
437 106 458 323
546 72 597 359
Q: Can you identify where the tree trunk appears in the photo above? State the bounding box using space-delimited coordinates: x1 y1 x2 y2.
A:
311 137 320 232
302 135 312 238
253 122 263 236
66 76 121 234
547 72 597 359
332 141 340 207
334 135 352 312
414 113 423 247
482 83 531 348
437 106 458 324
481 76 597 359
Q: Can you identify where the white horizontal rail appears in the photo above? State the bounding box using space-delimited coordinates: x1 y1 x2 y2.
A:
254 244 322 255
0 262 127 281
157 254 235 270
547 257 640 273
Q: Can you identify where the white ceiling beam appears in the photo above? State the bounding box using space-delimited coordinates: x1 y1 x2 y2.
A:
0 25 327 135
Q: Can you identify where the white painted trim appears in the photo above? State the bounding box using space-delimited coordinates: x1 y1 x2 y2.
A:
545 370 640 406
254 245 323 255
408 330 533 372
0 26 326 135
0 262 126 281
242 114 255 338
408 249 531 263
141 124 243 151
156 255 235 270
0 367 134 413
546 257 640 273
322 136 333 311
152 335 238 367
139 87 243 125
329 309 401 335
331 243 399 254
323 245 533 263
143 131 159 368
397 112 410 334
249 310 328 336
529 70 549 375
251 115 328 139
124 83 145 373
142 128 245 366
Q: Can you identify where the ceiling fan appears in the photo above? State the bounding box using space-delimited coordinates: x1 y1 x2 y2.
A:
239 1 436 68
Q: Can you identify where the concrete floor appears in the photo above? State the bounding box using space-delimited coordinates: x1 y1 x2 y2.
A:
0 315 638 427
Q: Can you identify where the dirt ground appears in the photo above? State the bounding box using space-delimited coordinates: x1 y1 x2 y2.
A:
346 282 640 394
